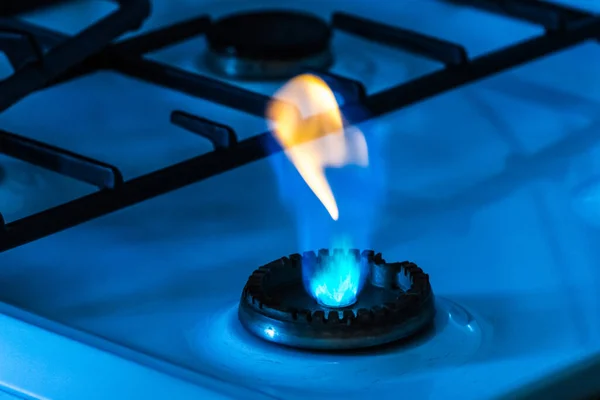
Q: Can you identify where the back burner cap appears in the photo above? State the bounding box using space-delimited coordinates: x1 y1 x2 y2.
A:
205 10 333 80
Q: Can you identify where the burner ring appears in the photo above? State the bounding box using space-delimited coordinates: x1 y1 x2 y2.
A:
238 249 435 350
205 11 333 80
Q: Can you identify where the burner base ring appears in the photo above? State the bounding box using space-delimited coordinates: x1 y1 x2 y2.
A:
238 249 436 350
238 292 435 350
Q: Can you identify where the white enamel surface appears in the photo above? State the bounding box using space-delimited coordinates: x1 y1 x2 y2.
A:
0 0 599 399
0 305 250 400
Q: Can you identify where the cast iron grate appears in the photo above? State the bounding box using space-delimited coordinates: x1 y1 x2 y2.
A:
0 0 598 251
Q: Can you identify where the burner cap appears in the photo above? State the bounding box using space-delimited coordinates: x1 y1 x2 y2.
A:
238 249 435 350
205 10 333 80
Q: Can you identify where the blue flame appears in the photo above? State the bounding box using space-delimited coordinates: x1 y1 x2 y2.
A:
309 252 362 307
303 239 366 308
265 103 386 308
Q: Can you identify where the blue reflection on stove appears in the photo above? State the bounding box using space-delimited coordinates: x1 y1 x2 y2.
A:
264 327 276 339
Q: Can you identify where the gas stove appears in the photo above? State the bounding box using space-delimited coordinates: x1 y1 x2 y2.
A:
0 0 599 399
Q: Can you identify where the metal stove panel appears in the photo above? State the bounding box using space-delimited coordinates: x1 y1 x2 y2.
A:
0 0 598 399
0 132 599 399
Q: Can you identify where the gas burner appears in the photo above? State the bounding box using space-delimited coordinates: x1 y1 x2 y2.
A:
238 249 435 350
205 10 333 80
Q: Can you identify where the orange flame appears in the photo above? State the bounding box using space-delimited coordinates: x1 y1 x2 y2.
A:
267 74 368 221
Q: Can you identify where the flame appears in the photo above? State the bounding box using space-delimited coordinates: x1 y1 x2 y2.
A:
267 74 368 221
310 245 363 308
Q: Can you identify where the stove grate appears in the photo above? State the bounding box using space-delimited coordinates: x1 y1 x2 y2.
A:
0 0 598 251
0 0 151 113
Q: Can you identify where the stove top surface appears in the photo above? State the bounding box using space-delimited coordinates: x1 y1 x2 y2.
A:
0 0 600 399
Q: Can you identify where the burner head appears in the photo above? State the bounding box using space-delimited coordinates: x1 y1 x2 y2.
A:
238 249 435 350
205 10 333 80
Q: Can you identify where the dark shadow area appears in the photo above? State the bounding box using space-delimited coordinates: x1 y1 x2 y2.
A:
499 352 600 400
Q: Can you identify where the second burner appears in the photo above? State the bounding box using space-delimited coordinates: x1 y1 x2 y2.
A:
205 10 333 80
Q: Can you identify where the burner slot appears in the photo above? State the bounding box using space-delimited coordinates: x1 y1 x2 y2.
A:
370 262 402 289
0 0 151 113
0 29 44 71
332 12 468 66
112 15 211 56
303 69 366 104
0 129 123 189
171 110 237 150
442 0 594 32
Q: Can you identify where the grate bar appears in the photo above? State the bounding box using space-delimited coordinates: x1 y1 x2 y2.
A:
110 15 211 56
366 15 600 117
0 130 123 189
0 17 67 47
0 17 287 119
0 132 278 250
0 0 151 113
0 0 73 16
332 12 468 66
171 110 238 150
0 16 279 120
0 1 598 251
442 0 593 31
113 56 275 118
0 29 44 71
304 68 367 104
